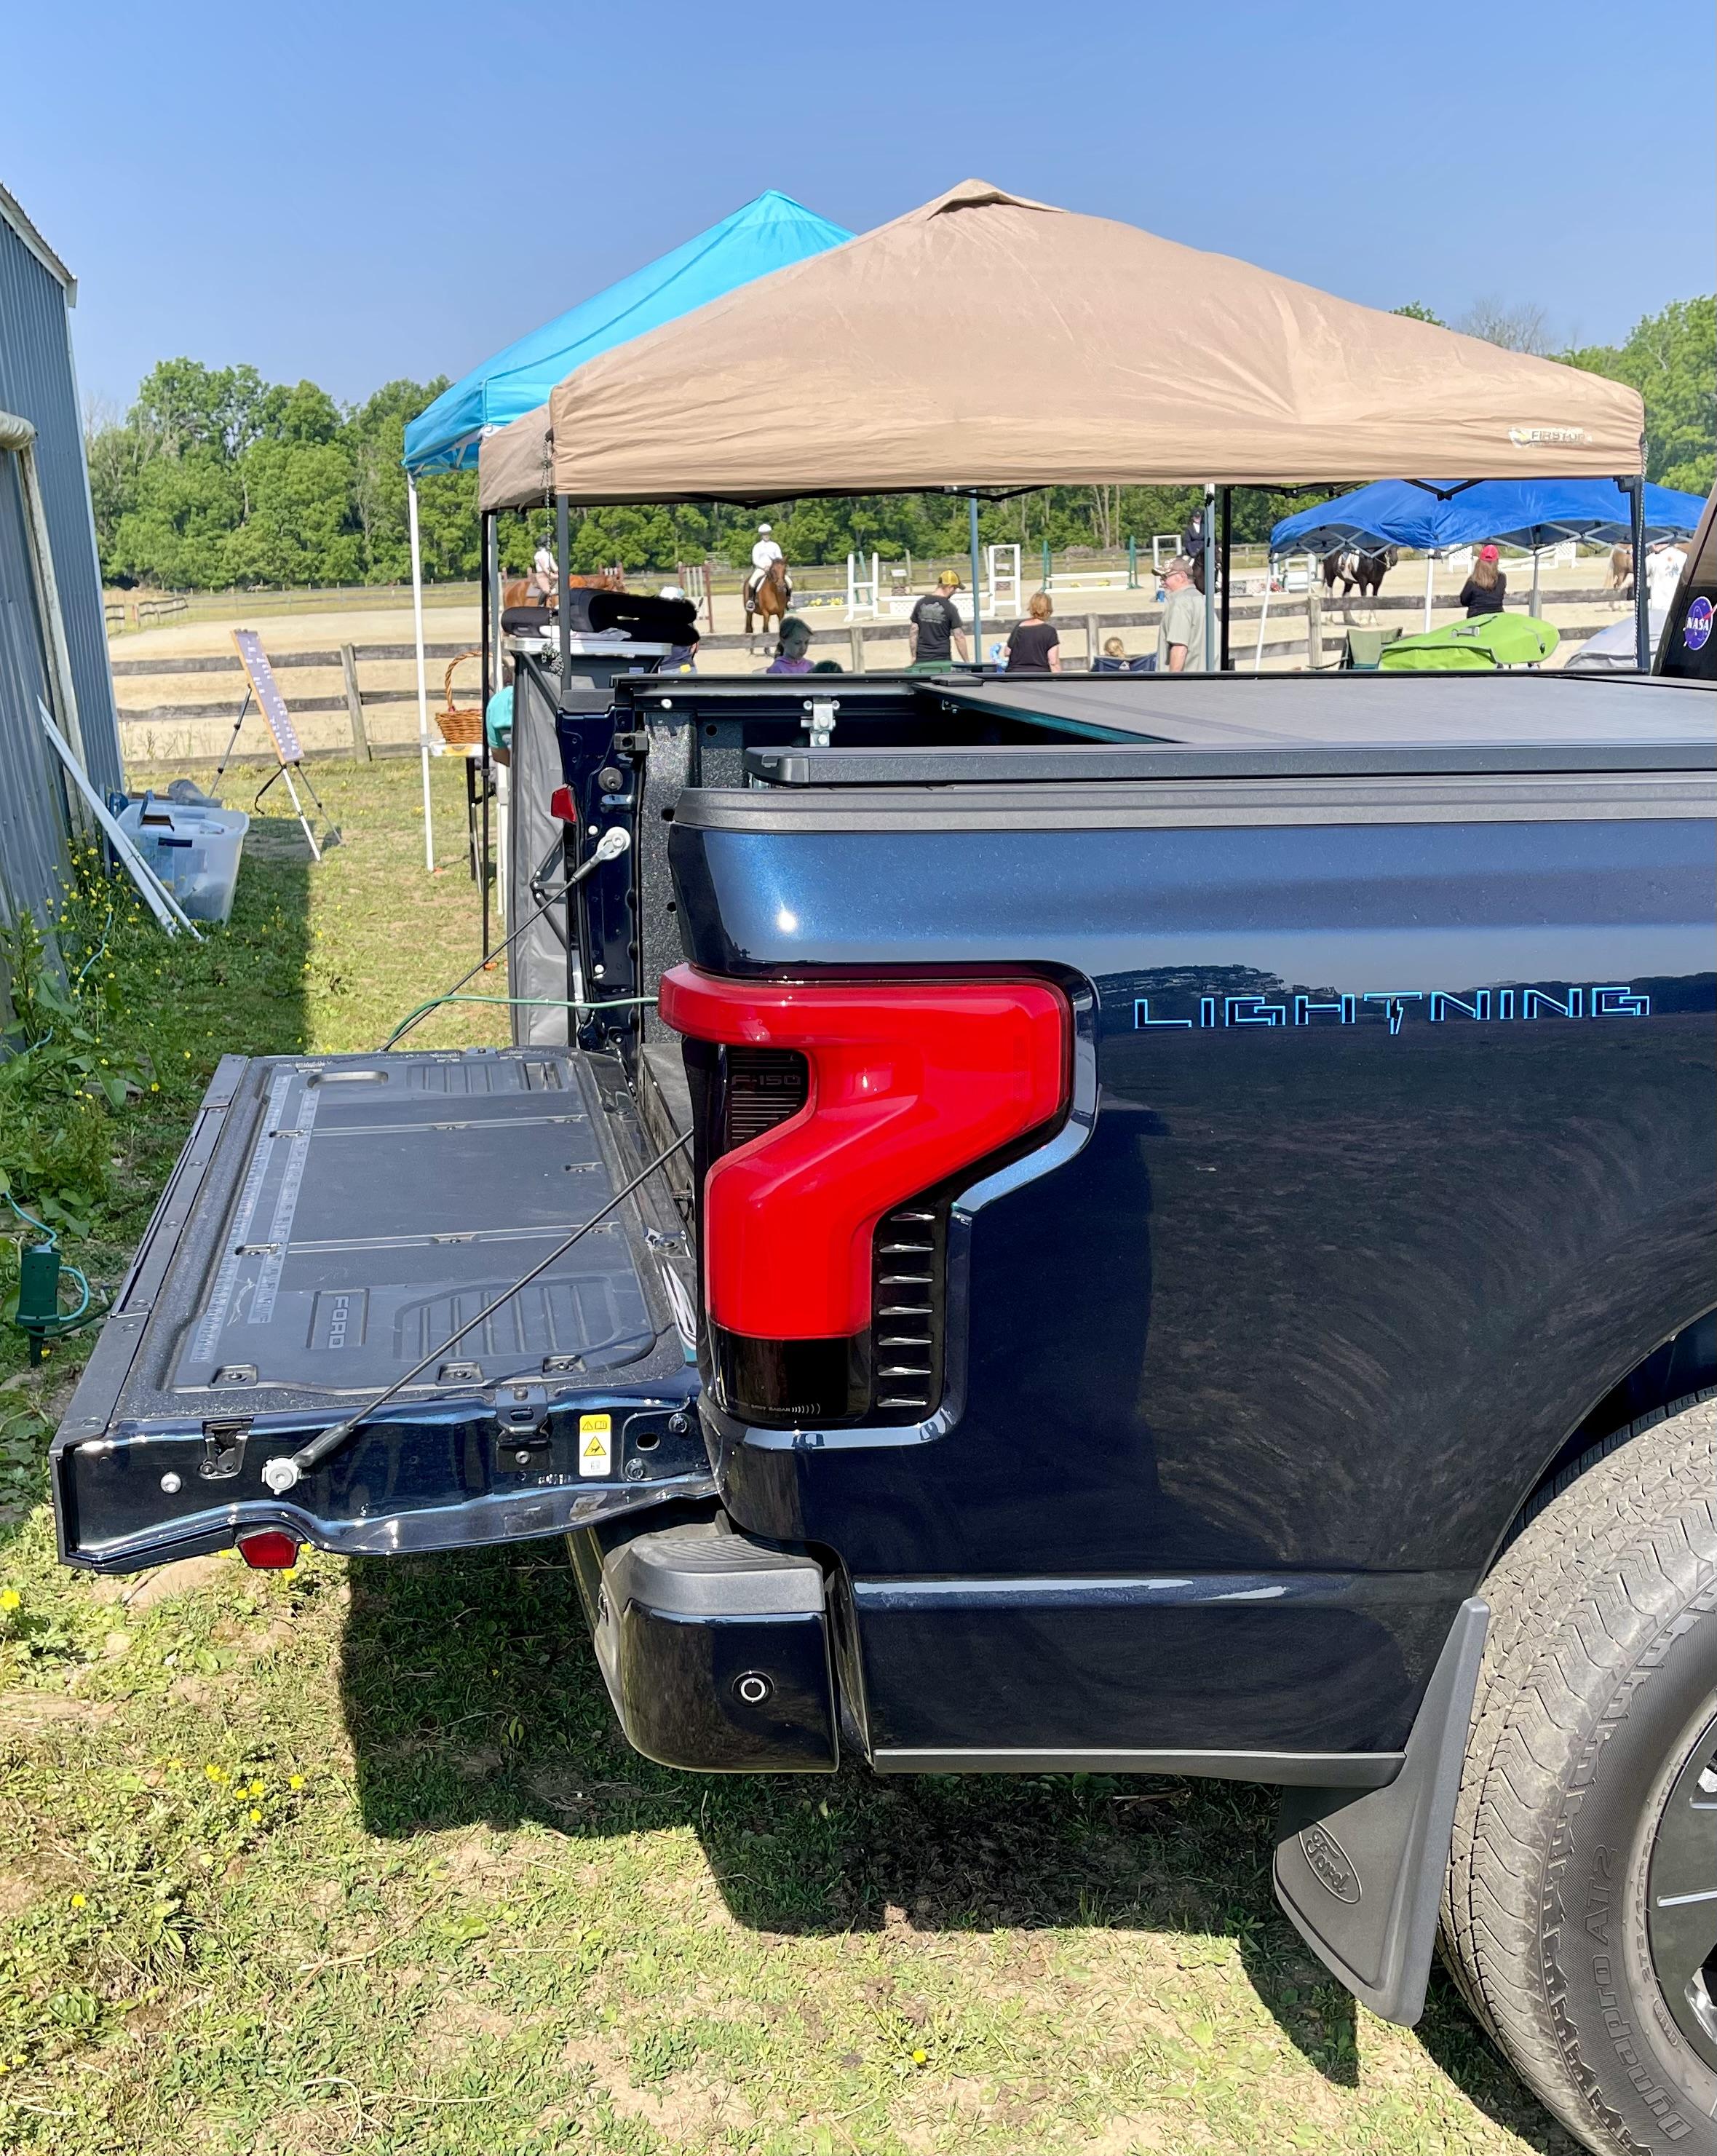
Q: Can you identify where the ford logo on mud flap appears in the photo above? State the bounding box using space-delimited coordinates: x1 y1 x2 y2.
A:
1298 1823 1362 1904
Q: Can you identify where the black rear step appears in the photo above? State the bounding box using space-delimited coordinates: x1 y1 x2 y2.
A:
52 1049 711 1570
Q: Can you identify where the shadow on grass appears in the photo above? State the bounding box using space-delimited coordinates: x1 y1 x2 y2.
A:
0 785 315 1553
336 1538 1582 2146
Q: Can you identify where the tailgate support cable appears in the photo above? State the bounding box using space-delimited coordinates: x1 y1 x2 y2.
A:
379 825 632 1052
260 1126 693 1494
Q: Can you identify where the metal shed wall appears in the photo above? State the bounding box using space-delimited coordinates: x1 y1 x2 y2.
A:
0 447 71 933
0 204 122 798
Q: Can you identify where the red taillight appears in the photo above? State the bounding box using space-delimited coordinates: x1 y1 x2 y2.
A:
549 785 577 823
237 1529 301 1570
659 968 1068 1409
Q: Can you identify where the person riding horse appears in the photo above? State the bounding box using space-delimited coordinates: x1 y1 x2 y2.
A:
744 523 792 616
527 539 558 603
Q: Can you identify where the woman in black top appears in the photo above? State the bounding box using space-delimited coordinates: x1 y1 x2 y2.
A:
1459 545 1507 617
1007 590 1061 673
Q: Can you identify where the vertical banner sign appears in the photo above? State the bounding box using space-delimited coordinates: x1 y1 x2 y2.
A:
228 629 328 860
231 630 306 764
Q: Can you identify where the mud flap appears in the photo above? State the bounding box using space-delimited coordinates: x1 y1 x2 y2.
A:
1272 1597 1488 2026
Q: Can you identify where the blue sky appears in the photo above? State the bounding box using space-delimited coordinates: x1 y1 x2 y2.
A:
12 0 1712 413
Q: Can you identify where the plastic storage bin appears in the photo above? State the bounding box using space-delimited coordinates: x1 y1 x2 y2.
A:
117 798 250 924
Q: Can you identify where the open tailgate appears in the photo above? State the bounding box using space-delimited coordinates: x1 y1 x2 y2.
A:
52 1047 710 1570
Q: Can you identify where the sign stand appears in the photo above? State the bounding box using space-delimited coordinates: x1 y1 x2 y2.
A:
219 629 336 860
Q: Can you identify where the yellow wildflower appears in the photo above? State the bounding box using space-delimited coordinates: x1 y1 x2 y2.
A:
69 1893 86 1909
0 1590 20 1612
247 1779 264 1797
911 2048 928 2066
288 1775 304 1791
249 1808 262 1825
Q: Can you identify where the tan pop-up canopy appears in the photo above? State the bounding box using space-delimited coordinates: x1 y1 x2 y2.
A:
480 179 1643 510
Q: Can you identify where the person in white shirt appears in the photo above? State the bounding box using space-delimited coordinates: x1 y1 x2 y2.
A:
745 524 789 613
528 539 558 603
1646 541 1689 613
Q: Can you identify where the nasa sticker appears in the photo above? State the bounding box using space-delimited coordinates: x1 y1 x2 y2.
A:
1683 595 1713 652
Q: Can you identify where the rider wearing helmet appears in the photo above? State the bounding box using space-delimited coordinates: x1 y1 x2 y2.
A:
745 523 790 614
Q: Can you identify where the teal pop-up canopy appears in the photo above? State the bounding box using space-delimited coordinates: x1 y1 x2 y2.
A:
403 191 852 475
399 190 852 873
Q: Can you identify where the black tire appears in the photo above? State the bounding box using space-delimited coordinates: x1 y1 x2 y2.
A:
1442 1392 1717 2154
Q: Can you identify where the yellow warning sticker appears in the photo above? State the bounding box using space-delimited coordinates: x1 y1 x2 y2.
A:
577 1412 613 1478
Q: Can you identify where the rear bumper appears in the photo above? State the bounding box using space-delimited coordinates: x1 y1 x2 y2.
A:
572 1519 838 1772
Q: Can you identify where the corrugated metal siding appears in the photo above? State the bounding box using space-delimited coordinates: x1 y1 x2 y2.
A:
0 448 71 933
0 213 122 796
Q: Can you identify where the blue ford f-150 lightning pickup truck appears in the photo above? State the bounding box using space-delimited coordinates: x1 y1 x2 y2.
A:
52 654 1716 2156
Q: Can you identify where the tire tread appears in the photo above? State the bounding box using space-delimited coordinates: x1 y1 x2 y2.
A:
1441 1392 1717 2152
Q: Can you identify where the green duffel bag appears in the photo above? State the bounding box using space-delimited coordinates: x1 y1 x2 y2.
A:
1377 614 1561 670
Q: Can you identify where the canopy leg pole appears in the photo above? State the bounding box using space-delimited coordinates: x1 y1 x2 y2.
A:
1626 475 1649 669
1202 482 1216 671
408 475 435 874
968 494 983 669
1423 552 1435 634
1218 486 1232 672
1529 547 1542 619
480 510 492 963
556 494 572 700
1253 562 1273 673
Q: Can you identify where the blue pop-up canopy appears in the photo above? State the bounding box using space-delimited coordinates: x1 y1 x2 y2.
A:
403 191 852 475
1270 477 1706 557
400 190 852 870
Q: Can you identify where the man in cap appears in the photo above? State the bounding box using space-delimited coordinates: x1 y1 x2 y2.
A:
745 523 789 617
908 569 970 670
657 586 698 675
1156 557 1206 673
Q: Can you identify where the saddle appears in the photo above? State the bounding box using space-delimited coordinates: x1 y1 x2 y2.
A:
745 564 791 609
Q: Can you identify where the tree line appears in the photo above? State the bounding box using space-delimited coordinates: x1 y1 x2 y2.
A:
88 296 1713 593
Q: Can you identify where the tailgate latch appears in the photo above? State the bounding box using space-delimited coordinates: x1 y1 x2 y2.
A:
199 1419 253 1481
493 1382 551 1461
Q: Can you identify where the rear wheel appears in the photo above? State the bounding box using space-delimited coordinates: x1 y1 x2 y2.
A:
1442 1393 1717 2154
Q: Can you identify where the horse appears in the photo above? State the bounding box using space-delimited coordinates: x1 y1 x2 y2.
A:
501 568 626 610
1322 546 1397 602
744 557 792 642
1608 544 1635 597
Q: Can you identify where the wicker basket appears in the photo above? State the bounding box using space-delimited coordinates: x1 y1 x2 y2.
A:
436 649 484 747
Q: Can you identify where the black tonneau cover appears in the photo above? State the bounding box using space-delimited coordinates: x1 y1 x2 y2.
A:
925 670 1714 753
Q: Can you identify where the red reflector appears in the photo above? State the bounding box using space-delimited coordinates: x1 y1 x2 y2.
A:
548 785 576 823
659 967 1069 1340
237 1529 301 1571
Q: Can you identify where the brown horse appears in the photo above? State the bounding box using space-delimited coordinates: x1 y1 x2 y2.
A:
744 557 792 641
501 568 626 609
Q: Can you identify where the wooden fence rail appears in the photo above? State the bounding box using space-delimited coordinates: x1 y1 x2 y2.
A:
113 603 1619 756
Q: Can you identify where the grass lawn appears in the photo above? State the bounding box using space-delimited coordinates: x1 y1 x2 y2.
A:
0 758 1574 2156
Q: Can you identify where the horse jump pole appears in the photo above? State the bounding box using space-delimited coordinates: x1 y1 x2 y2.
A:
1218 486 1233 672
